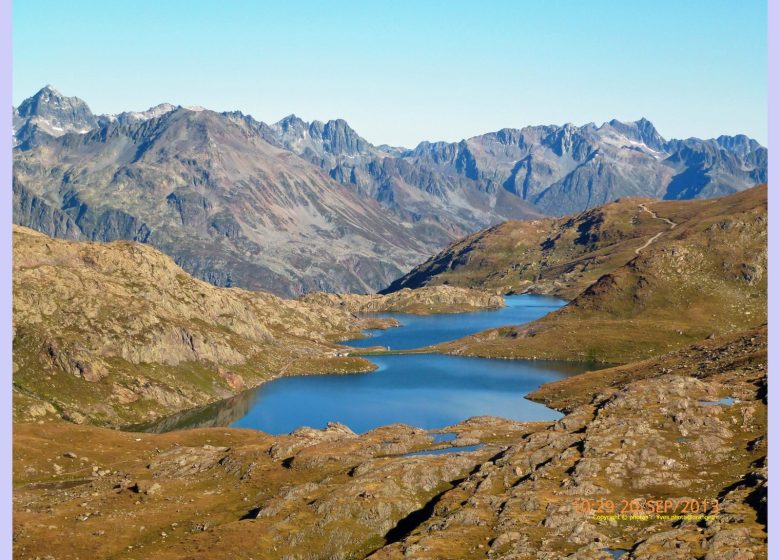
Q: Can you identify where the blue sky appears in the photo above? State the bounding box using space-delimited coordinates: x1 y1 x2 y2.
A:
13 0 768 147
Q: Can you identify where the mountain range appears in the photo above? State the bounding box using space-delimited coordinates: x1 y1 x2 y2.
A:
12 86 767 296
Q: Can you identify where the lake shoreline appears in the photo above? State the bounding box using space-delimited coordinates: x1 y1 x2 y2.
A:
136 296 596 435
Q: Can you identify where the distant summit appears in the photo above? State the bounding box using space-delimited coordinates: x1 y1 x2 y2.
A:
13 85 97 146
270 114 374 158
115 102 178 123
602 117 666 152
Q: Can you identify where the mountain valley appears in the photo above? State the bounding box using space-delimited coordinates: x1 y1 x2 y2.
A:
10 87 769 560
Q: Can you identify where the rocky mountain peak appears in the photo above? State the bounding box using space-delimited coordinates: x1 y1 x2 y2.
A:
14 85 98 144
17 85 94 121
715 134 761 157
604 117 666 151
270 114 374 159
274 114 308 132
16 85 61 114
316 118 370 155
118 103 178 123
35 84 62 100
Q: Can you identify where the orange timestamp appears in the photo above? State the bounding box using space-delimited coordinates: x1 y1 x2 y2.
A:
573 497 720 516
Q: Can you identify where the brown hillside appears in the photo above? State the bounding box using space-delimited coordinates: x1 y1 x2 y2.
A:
433 186 767 363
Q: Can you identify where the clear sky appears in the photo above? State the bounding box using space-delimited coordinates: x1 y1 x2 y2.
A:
13 0 768 147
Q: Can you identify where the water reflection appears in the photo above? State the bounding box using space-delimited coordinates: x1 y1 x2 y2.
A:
128 390 259 433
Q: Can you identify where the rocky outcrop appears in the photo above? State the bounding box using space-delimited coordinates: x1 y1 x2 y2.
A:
372 329 767 559
12 181 83 240
12 327 767 559
12 226 379 426
301 286 505 315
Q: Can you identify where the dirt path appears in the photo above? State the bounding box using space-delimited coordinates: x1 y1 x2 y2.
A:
635 203 678 254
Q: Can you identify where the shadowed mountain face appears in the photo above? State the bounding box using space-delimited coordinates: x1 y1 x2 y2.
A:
266 114 543 240
12 86 767 296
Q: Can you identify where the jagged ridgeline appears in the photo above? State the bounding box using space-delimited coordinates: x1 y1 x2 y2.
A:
13 86 766 297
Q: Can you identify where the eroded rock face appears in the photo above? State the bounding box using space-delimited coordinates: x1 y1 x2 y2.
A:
14 85 98 147
12 328 767 559
270 113 766 225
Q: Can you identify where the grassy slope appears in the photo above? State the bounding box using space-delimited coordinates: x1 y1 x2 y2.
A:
382 196 673 299
432 186 767 363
